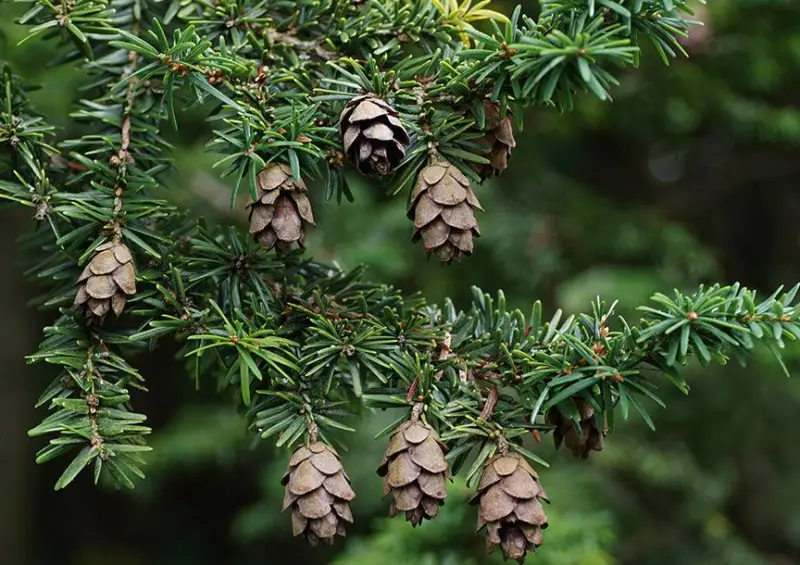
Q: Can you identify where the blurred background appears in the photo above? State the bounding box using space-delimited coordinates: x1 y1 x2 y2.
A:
2 1 800 564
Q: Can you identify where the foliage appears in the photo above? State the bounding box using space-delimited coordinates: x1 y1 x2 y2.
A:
3 0 800 562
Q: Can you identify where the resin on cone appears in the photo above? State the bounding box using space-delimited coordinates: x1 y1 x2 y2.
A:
248 163 315 252
472 100 516 180
546 398 604 459
74 242 136 321
282 441 355 546
470 452 549 563
409 160 482 262
338 94 410 175
377 420 450 526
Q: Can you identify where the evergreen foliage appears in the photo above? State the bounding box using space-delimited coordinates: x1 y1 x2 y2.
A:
2 0 797 561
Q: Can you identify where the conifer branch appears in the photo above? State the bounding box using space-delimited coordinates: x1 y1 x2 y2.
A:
0 0 792 561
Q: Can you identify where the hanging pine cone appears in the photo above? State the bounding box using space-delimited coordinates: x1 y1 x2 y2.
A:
74 242 136 321
408 160 482 262
546 398 604 459
470 452 549 563
281 441 355 546
377 420 450 526
338 94 410 175
472 100 516 180
248 163 315 252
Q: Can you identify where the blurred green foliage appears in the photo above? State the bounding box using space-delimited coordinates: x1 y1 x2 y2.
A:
2 0 800 564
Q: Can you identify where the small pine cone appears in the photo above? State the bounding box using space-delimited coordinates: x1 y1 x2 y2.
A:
546 398 604 459
338 94 410 175
408 160 483 262
377 420 450 526
472 100 516 180
248 163 315 252
74 242 136 321
281 441 355 546
470 453 549 563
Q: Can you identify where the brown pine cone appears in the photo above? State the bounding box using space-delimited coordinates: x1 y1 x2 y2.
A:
248 163 315 252
74 242 136 321
408 160 482 262
470 453 549 563
338 94 410 175
281 441 355 546
377 420 450 526
472 100 516 180
546 398 604 459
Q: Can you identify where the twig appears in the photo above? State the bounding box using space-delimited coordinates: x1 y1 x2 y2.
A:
496 435 509 456
307 420 319 443
84 347 105 457
479 386 498 421
266 29 337 61
110 24 141 220
411 402 424 423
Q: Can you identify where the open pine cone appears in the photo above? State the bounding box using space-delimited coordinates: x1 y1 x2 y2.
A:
377 420 450 526
281 442 355 546
74 242 136 321
472 100 516 180
470 453 549 563
248 163 315 252
408 160 483 262
546 398 605 459
338 94 410 175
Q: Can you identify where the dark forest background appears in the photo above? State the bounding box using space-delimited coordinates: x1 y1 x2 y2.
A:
2 1 800 564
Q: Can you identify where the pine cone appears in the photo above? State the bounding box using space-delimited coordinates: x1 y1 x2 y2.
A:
281 441 355 546
408 160 482 262
546 398 604 459
470 453 549 563
338 94 410 175
248 163 315 252
472 100 516 180
74 242 136 321
377 420 449 526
